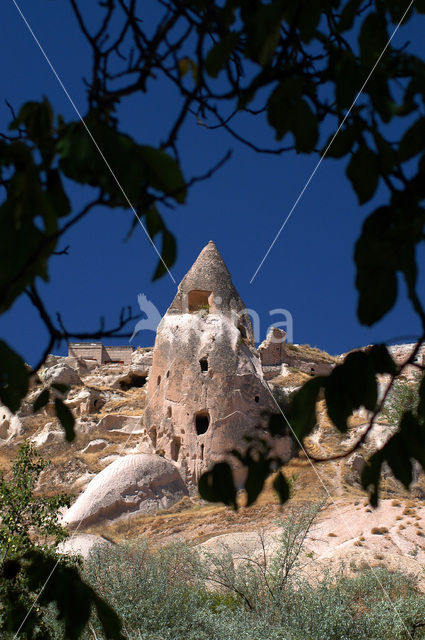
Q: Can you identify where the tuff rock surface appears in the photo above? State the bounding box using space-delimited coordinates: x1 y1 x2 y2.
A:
144 241 286 485
62 454 188 528
57 533 114 559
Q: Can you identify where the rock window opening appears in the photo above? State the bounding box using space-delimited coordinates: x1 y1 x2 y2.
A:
170 437 181 462
254 395 259 403
157 375 161 386
188 290 212 313
310 367 315 373
167 406 172 418
166 370 170 378
195 411 210 435
200 444 204 461
238 324 247 339
200 358 208 372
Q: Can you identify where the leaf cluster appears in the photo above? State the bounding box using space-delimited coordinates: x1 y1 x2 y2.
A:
199 413 293 509
0 444 124 639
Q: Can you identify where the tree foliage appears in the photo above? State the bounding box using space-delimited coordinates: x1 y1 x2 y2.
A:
0 444 124 639
77 532 425 639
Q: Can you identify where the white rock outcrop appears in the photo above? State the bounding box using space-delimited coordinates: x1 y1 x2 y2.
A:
31 422 64 447
63 453 188 528
40 363 82 388
131 348 153 371
96 414 143 434
81 439 108 454
0 405 22 441
57 533 114 559
65 387 105 415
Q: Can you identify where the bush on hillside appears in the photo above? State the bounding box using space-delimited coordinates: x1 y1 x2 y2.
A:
63 506 425 640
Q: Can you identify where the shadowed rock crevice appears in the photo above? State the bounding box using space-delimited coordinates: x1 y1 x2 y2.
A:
119 373 147 390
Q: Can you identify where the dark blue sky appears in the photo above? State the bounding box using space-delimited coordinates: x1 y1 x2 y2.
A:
1 1 424 366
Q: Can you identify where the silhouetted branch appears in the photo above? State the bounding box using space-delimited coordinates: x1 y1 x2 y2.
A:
305 335 425 464
52 245 70 256
410 621 425 639
26 284 142 373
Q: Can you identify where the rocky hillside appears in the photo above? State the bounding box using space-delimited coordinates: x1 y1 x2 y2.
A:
0 348 155 496
1 343 425 582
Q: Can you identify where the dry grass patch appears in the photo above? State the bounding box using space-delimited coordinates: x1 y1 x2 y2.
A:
371 527 389 535
270 369 312 388
85 484 324 545
284 343 338 364
97 387 146 417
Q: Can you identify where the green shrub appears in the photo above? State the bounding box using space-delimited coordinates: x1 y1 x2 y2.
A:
70 513 425 640
0 443 71 639
0 445 123 640
383 372 422 427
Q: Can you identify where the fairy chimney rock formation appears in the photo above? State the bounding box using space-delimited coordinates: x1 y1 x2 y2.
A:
144 241 282 485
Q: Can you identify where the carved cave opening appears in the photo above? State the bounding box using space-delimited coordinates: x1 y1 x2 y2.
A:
195 411 210 435
119 374 147 390
188 289 212 312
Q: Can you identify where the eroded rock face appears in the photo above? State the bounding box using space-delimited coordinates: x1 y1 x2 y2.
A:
31 422 64 447
65 387 105 415
144 241 287 484
63 454 188 528
40 363 82 387
96 414 144 434
81 439 108 454
130 348 153 372
259 328 336 380
0 405 22 441
57 533 114 560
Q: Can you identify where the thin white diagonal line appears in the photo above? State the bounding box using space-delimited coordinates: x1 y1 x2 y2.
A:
250 0 415 284
10 0 176 284
263 378 411 636
13 360 172 638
